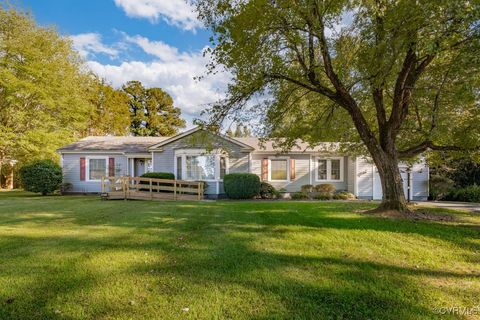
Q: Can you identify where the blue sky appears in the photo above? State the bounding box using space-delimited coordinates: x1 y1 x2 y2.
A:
17 0 228 126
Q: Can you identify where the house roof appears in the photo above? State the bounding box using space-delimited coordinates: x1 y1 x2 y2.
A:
58 129 340 154
147 127 254 150
57 136 168 153
234 137 340 153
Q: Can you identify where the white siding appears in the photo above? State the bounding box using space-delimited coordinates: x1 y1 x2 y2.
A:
356 157 374 199
62 153 128 193
152 131 250 195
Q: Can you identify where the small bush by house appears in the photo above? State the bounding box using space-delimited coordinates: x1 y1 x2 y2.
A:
300 184 314 193
141 172 175 180
333 191 356 200
446 185 480 203
313 193 332 200
224 173 261 199
314 184 336 195
291 192 309 200
259 182 279 199
429 175 454 200
20 160 62 195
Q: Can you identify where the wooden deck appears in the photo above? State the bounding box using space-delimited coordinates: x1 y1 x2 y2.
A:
101 176 204 201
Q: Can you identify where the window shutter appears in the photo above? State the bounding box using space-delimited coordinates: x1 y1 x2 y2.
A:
80 158 86 181
290 159 295 180
261 158 268 181
109 158 115 177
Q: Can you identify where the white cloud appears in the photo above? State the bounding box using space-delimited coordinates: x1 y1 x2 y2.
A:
70 33 119 58
86 35 229 121
113 0 201 31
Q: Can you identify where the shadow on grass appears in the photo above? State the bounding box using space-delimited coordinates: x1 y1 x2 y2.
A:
0 194 478 319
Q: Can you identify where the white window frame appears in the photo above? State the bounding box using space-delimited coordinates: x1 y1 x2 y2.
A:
174 149 229 182
85 156 109 182
268 156 290 182
315 157 344 182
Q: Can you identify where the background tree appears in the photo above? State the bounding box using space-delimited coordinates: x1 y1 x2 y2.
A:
0 6 92 176
195 0 480 212
87 77 131 136
122 81 186 136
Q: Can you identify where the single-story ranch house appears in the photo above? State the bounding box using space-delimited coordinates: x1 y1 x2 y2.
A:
58 127 429 200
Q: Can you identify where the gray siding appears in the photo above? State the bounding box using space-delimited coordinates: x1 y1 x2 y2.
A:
347 157 356 194
62 153 128 193
152 131 250 195
356 157 374 198
411 162 429 200
250 154 349 192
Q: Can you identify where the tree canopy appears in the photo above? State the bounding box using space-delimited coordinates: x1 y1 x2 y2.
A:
0 6 92 165
122 81 186 136
195 0 480 211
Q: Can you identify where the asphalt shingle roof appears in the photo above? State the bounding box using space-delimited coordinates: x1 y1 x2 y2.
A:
57 136 169 153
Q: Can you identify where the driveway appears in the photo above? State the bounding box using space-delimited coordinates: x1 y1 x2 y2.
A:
415 201 480 213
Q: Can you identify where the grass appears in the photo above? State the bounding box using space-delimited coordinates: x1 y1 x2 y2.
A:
0 192 479 319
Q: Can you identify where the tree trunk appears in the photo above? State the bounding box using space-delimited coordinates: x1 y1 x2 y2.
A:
373 153 409 212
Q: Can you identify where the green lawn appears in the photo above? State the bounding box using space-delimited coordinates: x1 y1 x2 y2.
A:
0 192 479 319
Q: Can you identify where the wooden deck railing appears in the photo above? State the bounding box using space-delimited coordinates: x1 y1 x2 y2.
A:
101 176 205 201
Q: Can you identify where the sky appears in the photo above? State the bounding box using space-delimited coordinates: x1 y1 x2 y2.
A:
17 0 228 127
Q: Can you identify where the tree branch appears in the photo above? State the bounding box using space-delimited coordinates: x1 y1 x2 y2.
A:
398 140 478 159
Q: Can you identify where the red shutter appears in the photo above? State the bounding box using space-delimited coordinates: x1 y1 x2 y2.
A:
290 159 295 180
109 158 115 177
261 158 268 181
80 157 86 181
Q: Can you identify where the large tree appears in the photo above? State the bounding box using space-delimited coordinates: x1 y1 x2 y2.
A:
122 81 186 136
87 77 131 136
195 0 480 212
0 6 92 169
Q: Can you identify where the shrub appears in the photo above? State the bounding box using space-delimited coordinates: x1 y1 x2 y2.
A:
429 175 454 200
141 172 175 180
291 192 309 200
300 184 314 193
314 184 336 195
333 191 356 200
446 185 480 203
223 173 261 199
313 193 332 200
259 182 279 199
20 160 62 195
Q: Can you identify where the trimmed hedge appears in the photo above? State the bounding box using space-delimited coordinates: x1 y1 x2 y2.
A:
314 184 336 194
141 172 175 180
291 192 309 200
20 160 62 195
224 173 261 199
259 182 279 199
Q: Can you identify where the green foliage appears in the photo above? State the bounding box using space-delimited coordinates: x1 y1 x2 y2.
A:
0 6 93 166
19 160 62 195
223 173 261 199
122 81 186 136
314 184 336 195
291 192 309 200
301 184 314 193
314 193 333 200
87 77 130 136
429 175 454 200
141 172 175 180
333 191 356 200
258 182 279 199
445 185 480 203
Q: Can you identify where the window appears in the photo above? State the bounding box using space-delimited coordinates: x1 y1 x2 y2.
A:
186 155 215 180
88 158 107 181
220 157 227 179
318 159 327 180
176 156 182 180
316 158 343 181
331 159 341 180
271 159 288 181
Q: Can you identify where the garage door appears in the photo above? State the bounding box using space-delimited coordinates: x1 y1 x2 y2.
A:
372 168 411 200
